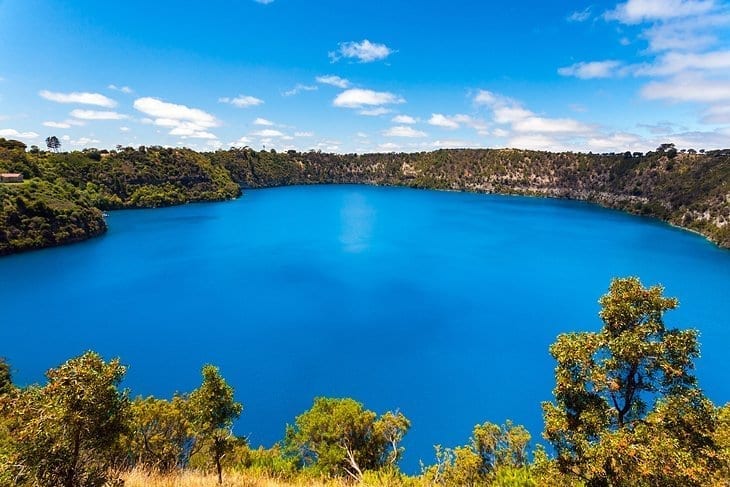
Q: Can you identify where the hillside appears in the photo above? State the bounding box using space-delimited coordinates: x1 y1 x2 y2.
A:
1 138 728 255
0 179 106 256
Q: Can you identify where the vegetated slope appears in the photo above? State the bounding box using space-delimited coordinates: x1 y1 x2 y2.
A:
0 141 241 254
0 179 106 256
1 138 728 255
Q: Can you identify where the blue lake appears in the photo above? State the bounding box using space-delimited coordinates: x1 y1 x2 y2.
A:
1 185 729 472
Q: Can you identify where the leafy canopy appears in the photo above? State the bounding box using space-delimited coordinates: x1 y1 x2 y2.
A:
542 277 719 486
1 351 128 487
284 397 410 479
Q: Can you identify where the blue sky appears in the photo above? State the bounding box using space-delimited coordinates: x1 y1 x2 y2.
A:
1 0 729 153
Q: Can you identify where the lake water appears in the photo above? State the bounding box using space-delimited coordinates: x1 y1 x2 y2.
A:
1 185 729 472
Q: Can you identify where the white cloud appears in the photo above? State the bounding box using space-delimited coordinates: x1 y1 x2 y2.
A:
512 116 594 134
493 106 534 124
169 127 217 139
229 136 252 147
585 132 646 150
378 142 402 151
392 115 417 124
282 84 317 96
120 126 131 132
428 114 460 129
473 90 498 106
641 74 730 103
477 90 594 137
475 89 598 147
218 95 264 108
642 50 730 75
506 134 569 151
253 117 275 126
108 84 133 94
383 126 427 138
558 60 626 79
39 90 117 108
251 129 285 137
605 0 717 24
71 109 128 120
294 131 314 137
359 107 391 116
432 139 480 149
43 121 71 129
134 97 217 126
329 40 394 63
568 7 593 22
702 104 730 123
333 88 405 108
134 97 219 139
316 75 350 88
71 137 101 146
0 128 39 139
640 14 730 53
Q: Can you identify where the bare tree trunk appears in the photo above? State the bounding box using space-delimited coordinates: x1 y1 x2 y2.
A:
343 443 363 482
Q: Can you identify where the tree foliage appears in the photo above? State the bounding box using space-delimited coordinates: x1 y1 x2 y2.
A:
284 397 410 479
45 136 61 152
122 395 193 473
542 277 721 486
188 364 242 484
422 421 533 486
1 351 128 487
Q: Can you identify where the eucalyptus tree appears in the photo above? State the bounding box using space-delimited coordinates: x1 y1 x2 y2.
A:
2 351 128 487
45 135 61 152
542 277 721 486
284 397 410 480
188 364 242 485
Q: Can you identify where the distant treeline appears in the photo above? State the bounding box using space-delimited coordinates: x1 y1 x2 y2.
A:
1 277 729 486
1 137 728 255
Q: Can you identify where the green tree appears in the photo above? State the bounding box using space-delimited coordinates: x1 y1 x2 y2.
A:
542 277 721 486
123 395 193 472
2 351 128 487
284 397 410 480
188 364 242 485
422 421 533 486
45 135 61 152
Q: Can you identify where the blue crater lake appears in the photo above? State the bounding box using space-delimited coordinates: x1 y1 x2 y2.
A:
1 185 729 472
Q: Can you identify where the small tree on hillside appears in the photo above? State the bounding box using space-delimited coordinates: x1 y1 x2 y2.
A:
45 135 61 152
188 365 242 485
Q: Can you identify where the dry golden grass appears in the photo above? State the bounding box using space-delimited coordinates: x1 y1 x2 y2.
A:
121 468 352 487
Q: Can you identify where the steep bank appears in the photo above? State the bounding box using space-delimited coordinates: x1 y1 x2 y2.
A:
0 179 106 256
1 139 728 255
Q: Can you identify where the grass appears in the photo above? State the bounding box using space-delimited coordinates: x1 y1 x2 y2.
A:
121 469 352 487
